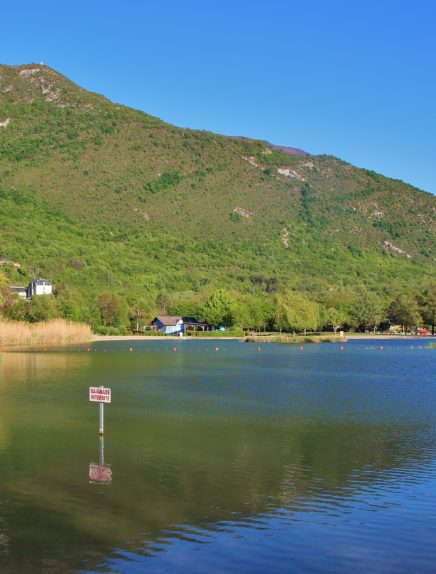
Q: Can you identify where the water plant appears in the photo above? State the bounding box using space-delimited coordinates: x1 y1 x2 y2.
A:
0 319 92 348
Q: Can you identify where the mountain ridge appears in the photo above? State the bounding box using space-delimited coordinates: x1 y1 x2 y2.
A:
0 63 435 328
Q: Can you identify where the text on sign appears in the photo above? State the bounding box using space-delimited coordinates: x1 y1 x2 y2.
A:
89 387 111 403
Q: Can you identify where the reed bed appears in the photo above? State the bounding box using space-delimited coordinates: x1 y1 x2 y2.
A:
0 319 92 348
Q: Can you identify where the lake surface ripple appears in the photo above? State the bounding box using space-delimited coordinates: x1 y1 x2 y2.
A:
0 339 435 573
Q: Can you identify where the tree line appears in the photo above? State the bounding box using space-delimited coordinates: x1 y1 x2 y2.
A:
1 271 434 335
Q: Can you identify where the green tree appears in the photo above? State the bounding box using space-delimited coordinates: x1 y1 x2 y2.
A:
234 296 274 331
230 300 251 329
128 299 155 331
419 284 436 335
274 291 320 333
27 295 59 322
156 292 173 315
0 271 22 319
169 299 204 319
55 285 85 322
325 307 347 334
79 299 102 330
387 294 422 332
202 289 236 328
322 290 354 325
0 271 10 315
5 299 29 321
97 292 127 327
349 289 385 332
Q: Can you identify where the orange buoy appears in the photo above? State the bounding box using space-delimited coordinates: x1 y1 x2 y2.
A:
129 347 133 352
173 347 177 352
86 348 91 352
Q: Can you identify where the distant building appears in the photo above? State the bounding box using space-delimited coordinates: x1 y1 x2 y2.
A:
27 279 53 297
9 278 53 300
149 316 212 335
10 286 27 300
150 316 185 335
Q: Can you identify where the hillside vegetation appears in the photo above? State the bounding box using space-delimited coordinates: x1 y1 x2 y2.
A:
0 63 435 332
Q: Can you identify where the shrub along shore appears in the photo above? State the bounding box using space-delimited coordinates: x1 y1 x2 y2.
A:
0 319 92 349
245 334 346 344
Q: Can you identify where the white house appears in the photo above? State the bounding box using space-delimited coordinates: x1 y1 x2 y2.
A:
27 279 53 297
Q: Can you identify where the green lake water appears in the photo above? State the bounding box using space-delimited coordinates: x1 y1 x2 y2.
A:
0 339 435 573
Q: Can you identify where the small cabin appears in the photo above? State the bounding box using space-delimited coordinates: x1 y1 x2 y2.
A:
149 316 213 335
150 316 185 335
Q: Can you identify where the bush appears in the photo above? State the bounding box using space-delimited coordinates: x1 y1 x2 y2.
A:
186 329 245 337
94 325 127 336
230 212 242 223
145 171 181 193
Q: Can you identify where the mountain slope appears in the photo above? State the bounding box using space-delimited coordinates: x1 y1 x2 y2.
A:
0 63 435 319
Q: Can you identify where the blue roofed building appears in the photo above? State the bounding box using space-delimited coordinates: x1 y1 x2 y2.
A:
150 316 185 335
149 316 213 335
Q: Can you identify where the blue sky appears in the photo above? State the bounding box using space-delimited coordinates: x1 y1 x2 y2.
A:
2 0 436 194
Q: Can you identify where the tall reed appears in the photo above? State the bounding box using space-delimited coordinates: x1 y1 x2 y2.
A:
0 319 92 347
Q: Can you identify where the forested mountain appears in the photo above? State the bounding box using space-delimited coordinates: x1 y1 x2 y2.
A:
0 64 434 331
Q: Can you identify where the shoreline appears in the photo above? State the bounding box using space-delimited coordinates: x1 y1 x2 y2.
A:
92 334 433 342
1 334 432 351
91 335 243 341
344 334 434 340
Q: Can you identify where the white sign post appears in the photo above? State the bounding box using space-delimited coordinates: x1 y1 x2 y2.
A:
89 386 111 435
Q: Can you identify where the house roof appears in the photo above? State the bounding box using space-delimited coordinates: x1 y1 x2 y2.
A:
182 316 199 324
10 286 27 292
30 279 51 285
153 316 183 326
182 317 210 326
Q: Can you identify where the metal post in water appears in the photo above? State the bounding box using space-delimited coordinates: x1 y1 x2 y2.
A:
99 402 104 435
99 435 104 466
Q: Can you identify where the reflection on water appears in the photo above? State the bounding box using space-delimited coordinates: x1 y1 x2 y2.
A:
0 419 9 453
0 351 90 386
0 340 435 573
89 436 112 484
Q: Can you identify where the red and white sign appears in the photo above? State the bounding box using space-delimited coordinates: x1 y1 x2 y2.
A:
89 463 112 483
89 386 111 403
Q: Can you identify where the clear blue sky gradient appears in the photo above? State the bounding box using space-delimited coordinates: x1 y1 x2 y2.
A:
2 0 436 194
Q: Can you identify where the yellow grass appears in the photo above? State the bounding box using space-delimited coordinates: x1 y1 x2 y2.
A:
0 319 92 348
